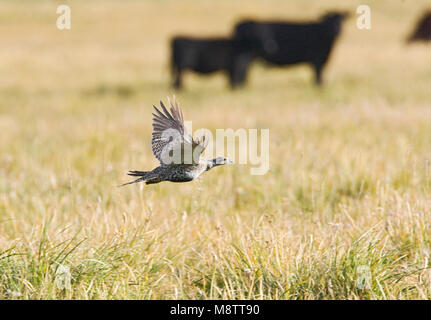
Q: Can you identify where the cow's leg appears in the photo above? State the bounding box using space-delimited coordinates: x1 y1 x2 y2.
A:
230 55 252 89
312 62 325 86
228 69 238 89
229 70 239 89
173 68 182 89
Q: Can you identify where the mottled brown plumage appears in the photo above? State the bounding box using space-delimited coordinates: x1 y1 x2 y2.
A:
122 97 232 186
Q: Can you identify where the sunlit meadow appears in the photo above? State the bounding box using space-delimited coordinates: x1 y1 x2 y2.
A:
1 0 431 299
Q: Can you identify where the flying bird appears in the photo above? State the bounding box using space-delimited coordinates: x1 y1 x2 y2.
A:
122 97 233 186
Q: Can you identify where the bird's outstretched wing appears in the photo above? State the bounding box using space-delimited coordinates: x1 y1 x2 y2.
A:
151 96 207 165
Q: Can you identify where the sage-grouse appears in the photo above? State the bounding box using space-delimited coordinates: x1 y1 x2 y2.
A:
122 97 233 186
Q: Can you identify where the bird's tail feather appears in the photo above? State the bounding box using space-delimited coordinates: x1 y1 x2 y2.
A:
127 170 150 177
119 170 154 187
119 177 146 187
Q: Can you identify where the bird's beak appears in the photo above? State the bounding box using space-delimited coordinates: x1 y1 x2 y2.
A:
227 159 234 164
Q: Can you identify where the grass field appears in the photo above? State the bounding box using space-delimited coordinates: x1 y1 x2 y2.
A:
1 0 431 299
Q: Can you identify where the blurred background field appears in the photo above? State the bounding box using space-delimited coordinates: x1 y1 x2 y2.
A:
1 0 431 299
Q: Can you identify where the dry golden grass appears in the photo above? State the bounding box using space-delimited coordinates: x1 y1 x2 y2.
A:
1 0 431 299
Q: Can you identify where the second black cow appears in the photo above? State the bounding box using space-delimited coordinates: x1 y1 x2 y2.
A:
233 12 349 85
171 37 256 89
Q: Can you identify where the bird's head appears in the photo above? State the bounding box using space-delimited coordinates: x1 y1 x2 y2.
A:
207 157 234 170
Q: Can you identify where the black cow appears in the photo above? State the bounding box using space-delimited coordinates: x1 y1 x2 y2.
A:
407 11 431 43
171 37 256 89
233 12 349 85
